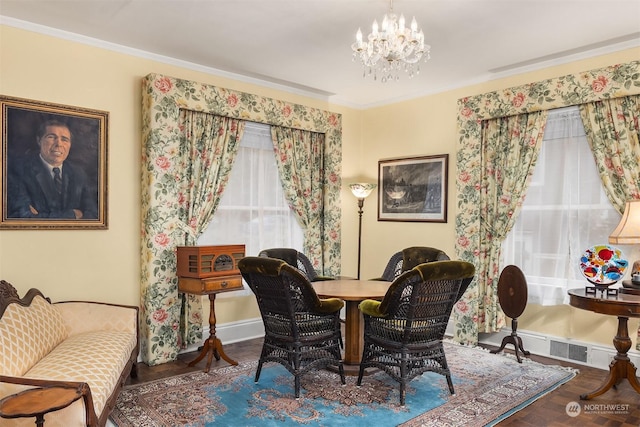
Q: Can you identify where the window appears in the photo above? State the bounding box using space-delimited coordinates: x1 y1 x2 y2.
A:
501 106 621 305
197 122 304 292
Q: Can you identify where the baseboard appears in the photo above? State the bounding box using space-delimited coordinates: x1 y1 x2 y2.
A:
189 319 639 372
181 317 265 354
477 327 640 371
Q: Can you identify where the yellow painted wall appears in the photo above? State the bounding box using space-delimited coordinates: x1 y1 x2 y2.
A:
359 47 640 347
0 24 362 325
2 22 639 350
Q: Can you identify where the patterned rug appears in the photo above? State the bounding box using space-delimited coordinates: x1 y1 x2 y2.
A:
110 342 576 427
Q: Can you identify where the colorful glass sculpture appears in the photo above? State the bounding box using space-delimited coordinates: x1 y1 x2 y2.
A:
579 245 628 286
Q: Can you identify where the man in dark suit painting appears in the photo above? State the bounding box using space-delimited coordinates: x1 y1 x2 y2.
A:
7 119 97 219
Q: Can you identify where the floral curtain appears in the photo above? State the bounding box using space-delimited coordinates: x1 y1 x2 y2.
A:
177 110 245 346
580 94 640 351
454 60 640 346
271 126 327 273
579 95 640 213
141 74 343 365
464 112 547 336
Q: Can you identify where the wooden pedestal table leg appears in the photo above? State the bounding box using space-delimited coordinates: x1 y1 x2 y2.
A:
337 300 364 376
343 300 363 365
490 318 530 363
188 293 238 373
580 316 640 400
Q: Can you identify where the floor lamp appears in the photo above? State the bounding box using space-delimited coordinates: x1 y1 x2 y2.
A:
608 199 640 349
350 183 376 279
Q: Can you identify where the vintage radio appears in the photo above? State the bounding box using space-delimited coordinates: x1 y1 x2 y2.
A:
176 244 245 279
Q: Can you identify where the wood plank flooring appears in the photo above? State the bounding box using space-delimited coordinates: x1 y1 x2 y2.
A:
126 338 639 426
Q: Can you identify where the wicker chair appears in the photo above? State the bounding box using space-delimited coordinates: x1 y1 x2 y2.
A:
258 247 334 281
373 246 450 281
357 260 475 405
238 256 346 398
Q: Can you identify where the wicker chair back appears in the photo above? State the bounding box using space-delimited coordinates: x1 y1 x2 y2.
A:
258 248 332 281
238 256 345 397
376 246 450 281
357 260 475 405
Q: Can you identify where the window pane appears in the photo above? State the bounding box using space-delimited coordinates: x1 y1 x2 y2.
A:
197 122 304 259
502 106 621 305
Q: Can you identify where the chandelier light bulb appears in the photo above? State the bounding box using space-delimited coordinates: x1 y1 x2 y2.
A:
351 0 431 82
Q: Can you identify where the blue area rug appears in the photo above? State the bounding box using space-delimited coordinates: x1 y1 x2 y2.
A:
110 341 576 426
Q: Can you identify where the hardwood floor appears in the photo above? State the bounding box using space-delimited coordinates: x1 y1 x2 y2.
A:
126 338 639 426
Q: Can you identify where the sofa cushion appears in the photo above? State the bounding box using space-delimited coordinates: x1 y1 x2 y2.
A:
54 302 138 336
0 295 68 376
23 329 137 419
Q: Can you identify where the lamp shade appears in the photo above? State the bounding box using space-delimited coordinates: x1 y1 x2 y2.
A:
609 200 640 245
350 183 376 199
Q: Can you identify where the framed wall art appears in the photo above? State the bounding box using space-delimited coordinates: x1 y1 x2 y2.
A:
0 96 108 229
378 154 448 222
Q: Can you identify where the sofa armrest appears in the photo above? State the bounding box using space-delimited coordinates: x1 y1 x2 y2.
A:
54 301 138 338
0 375 98 426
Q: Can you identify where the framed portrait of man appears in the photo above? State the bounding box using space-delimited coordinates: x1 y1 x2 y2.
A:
0 96 108 229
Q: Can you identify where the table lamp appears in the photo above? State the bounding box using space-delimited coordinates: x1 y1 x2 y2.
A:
350 183 376 279
608 199 640 350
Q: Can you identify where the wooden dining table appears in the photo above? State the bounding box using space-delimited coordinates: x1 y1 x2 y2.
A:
312 279 392 369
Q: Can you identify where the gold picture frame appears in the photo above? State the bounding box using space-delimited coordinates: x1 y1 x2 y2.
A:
378 154 448 223
0 96 108 229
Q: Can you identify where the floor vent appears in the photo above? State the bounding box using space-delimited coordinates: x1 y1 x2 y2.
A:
550 340 588 363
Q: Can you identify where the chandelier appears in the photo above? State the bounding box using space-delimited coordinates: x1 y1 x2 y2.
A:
351 0 430 83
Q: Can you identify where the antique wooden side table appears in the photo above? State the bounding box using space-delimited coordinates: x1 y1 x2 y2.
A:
490 265 531 363
0 385 84 426
568 287 640 399
177 244 245 373
179 275 243 372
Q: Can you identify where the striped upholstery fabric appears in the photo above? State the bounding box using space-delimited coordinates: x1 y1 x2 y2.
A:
0 296 138 426
24 330 137 422
0 295 68 376
55 302 137 336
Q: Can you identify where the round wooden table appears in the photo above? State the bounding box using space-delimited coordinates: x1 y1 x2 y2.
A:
0 385 83 426
312 279 392 367
568 287 640 400
490 265 530 362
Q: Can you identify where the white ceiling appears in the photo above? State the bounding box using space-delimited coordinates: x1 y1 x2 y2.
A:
1 0 639 108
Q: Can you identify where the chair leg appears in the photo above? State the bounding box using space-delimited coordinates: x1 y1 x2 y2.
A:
295 375 301 398
446 374 455 394
439 353 455 394
254 360 263 383
356 363 366 386
338 362 346 385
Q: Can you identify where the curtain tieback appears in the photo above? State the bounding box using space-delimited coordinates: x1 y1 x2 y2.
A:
175 220 199 241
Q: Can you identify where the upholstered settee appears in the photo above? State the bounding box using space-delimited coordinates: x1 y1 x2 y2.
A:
0 280 138 427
